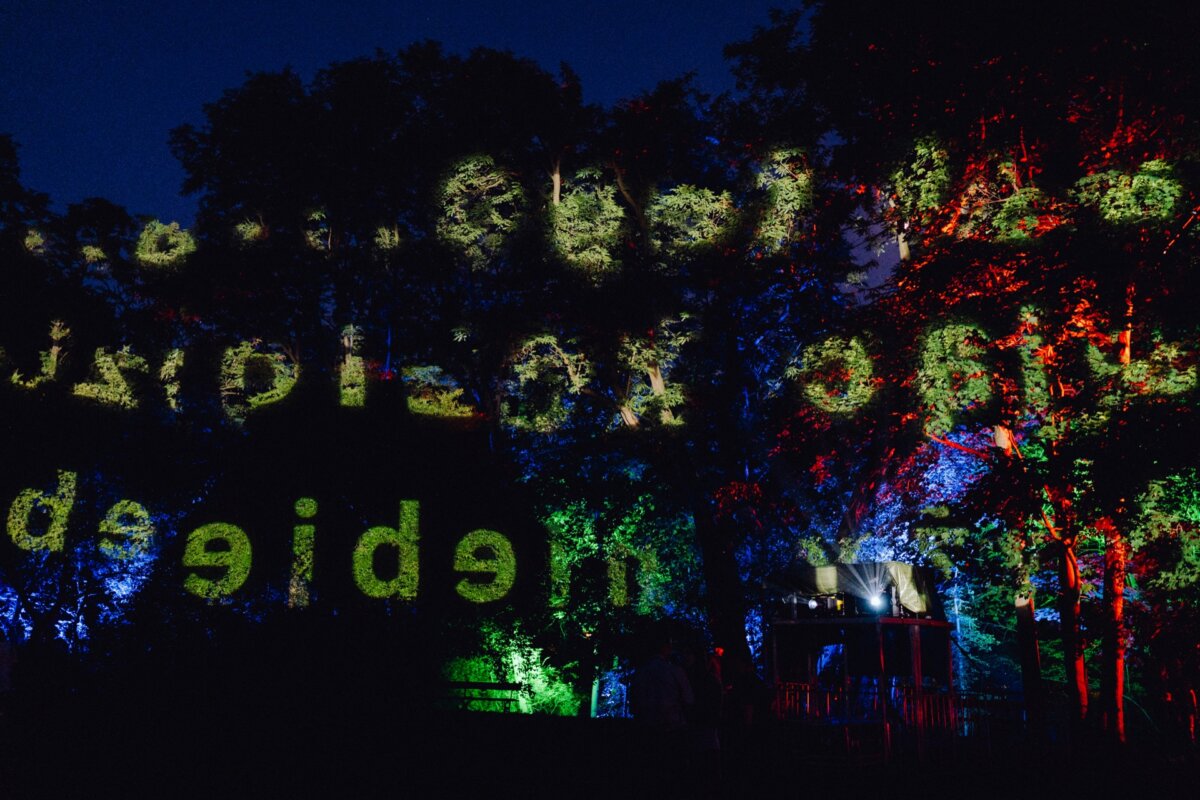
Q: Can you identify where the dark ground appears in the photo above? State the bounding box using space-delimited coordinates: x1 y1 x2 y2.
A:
2 681 1195 799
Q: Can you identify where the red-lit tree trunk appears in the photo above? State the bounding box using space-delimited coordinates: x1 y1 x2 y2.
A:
1057 538 1089 727
1098 518 1128 743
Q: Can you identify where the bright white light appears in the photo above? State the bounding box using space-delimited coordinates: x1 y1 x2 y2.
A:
807 598 819 610
868 594 884 610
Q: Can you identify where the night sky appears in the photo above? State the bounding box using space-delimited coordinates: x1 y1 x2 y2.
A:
0 0 796 225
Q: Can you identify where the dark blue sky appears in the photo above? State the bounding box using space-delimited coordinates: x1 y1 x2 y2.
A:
0 0 796 224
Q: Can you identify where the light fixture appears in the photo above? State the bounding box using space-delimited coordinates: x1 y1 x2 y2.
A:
807 598 819 610
868 594 885 610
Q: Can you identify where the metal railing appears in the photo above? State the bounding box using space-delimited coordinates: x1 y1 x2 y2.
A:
774 682 1025 737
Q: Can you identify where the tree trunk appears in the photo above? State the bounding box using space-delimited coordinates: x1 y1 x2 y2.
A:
617 403 639 428
1014 595 1046 738
1058 540 1089 732
897 227 911 262
692 509 751 662
646 362 676 424
551 158 562 206
1099 518 1128 743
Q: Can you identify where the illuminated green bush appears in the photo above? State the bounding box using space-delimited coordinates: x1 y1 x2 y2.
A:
647 184 737 258
182 522 252 599
234 218 266 244
1073 159 1182 225
402 365 475 418
373 225 402 252
303 209 331 251
6 470 77 552
23 228 46 255
437 155 526 269
81 244 107 264
444 623 582 716
72 346 149 409
756 147 813 252
549 168 624 281
992 185 1046 244
889 137 950 219
134 219 196 268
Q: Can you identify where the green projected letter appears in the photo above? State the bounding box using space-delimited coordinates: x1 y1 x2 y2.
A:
220 340 299 424
182 523 252 599
72 346 149 409
338 325 366 408
453 529 516 603
290 498 317 608
99 499 155 559
7 469 77 551
352 501 419 599
917 322 993 436
799 336 877 415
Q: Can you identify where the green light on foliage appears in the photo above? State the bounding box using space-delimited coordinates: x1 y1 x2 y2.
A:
182 522 252 599
544 502 598 610
220 340 299 424
81 245 106 264
1017 307 1050 408
290 498 317 608
303 209 331 251
756 147 813 253
99 500 155 560
234 219 266 244
159 349 184 412
402 365 475 418
450 622 582 716
647 185 737 258
23 228 46 255
1132 471 1200 590
1073 159 1182 226
501 335 592 433
134 220 196 268
993 185 1046 245
352 501 419 600
373 225 402 252
10 320 69 390
917 323 993 436
437 155 526 270
6 470 77 552
796 335 877 415
618 316 692 426
339 325 366 408
605 547 660 610
454 529 517 603
550 167 625 282
890 137 950 219
72 346 149 409
1086 334 1196 399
